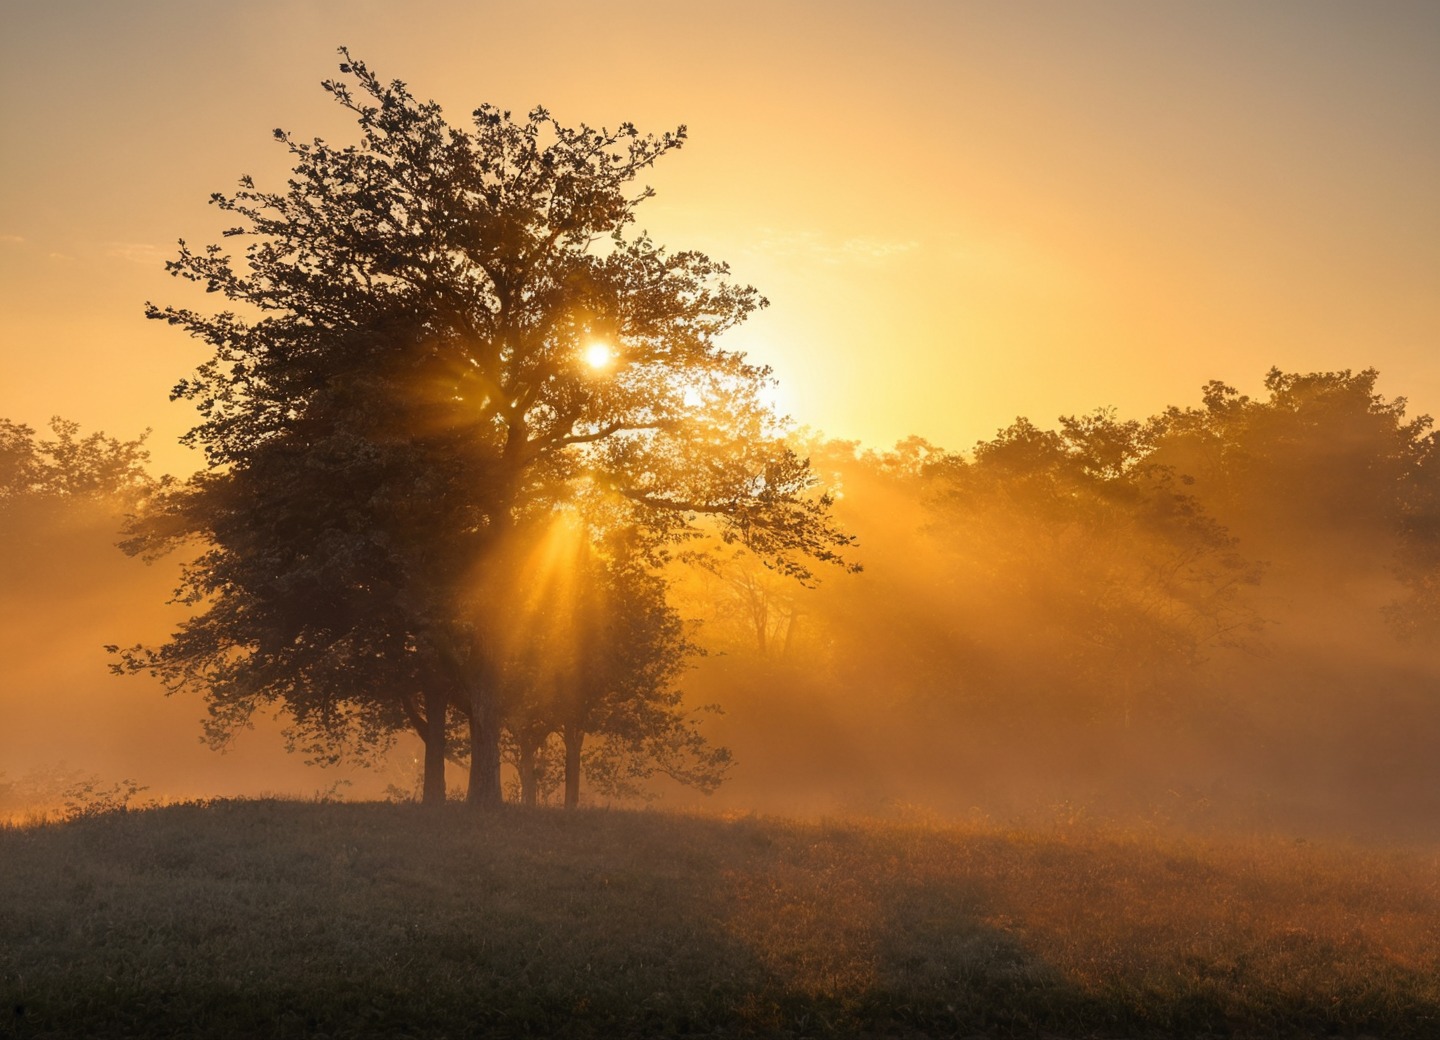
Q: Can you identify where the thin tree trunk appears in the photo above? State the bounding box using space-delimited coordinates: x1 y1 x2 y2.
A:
563 724 583 810
422 685 449 806
467 693 503 808
518 741 538 807
781 608 801 658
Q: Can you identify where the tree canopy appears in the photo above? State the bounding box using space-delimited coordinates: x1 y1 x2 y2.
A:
1 417 152 505
114 51 853 806
2 417 155 589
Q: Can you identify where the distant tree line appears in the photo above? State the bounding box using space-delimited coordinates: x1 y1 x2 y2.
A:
679 367 1440 827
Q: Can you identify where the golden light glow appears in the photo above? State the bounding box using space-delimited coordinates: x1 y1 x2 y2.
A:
583 342 614 371
4 4 1437 467
476 511 600 699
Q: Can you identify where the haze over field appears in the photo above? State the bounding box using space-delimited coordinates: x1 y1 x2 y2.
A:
3 2 1440 838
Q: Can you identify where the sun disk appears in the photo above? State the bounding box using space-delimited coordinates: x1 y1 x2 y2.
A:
583 342 614 370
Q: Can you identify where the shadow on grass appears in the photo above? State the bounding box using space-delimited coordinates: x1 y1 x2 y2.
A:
1 802 1436 1038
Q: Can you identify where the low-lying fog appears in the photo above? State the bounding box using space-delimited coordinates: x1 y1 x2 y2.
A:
6 369 1440 841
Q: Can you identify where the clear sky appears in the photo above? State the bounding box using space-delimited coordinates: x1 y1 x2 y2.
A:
3 0 1437 471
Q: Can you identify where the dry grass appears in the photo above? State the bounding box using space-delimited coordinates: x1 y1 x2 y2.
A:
1 801 1436 1038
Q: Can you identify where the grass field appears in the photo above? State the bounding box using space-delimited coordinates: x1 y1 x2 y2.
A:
1 801 1437 1038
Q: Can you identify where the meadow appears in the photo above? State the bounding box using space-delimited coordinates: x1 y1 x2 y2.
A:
1 801 1437 1038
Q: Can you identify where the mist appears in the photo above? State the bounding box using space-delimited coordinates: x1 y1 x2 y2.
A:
6 367 1440 841
0 421 416 818
662 369 1440 841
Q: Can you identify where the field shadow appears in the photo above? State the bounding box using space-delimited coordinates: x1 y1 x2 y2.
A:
0 802 1089 1038
3 802 1438 1038
710 815 1100 1037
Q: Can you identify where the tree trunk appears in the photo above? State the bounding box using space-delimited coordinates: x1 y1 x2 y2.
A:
781 608 801 658
422 685 449 806
563 724 583 810
517 741 538 807
466 693 504 808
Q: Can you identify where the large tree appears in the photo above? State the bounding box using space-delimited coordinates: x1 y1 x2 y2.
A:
115 52 852 806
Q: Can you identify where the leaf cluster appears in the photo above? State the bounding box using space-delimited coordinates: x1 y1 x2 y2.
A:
118 52 852 778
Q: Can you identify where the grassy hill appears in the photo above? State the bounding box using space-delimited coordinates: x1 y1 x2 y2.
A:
1 801 1437 1038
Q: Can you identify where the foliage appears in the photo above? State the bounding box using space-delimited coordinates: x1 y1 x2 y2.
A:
59 776 151 820
0 416 152 504
115 51 852 804
0 767 152 823
581 716 732 801
1390 430 1440 641
1152 368 1431 552
1151 367 1440 643
933 408 1265 719
1 416 155 578
735 416 1264 730
490 516 729 805
664 369 1440 830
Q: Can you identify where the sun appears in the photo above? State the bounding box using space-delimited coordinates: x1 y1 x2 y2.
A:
583 342 614 370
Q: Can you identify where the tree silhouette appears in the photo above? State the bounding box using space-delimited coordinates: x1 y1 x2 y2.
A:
1152 369 1438 643
488 517 724 808
114 52 852 806
1 417 151 504
1153 369 1429 560
3 417 154 588
3 414 154 610
928 410 1264 725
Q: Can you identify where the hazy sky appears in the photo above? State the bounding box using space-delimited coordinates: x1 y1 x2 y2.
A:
3 1 1437 471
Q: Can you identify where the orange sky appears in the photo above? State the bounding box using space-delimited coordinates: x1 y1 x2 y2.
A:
2 1 1438 473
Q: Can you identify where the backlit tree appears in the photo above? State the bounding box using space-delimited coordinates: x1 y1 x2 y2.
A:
114 51 852 806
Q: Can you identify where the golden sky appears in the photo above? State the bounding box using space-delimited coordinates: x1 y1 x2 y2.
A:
2 1 1438 471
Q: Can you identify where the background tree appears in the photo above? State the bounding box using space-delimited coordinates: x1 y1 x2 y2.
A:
557 529 727 808
1 418 162 810
3 417 154 587
116 52 852 807
1389 429 1440 642
481 508 724 808
929 409 1265 726
1151 368 1430 578
1 417 152 508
